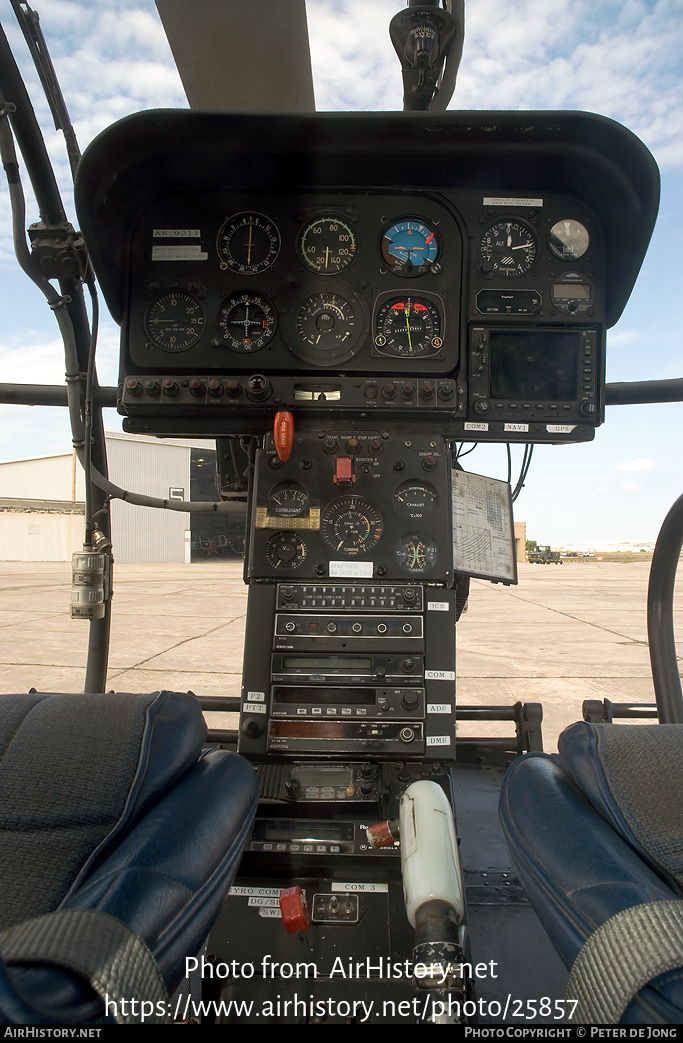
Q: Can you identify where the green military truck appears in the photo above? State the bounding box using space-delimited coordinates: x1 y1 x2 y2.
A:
528 545 563 564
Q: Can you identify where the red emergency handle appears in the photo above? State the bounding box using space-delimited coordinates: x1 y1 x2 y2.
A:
274 411 294 462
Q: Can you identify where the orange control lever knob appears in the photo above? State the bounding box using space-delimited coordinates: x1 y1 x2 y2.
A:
366 819 400 848
274 411 294 462
279 886 310 933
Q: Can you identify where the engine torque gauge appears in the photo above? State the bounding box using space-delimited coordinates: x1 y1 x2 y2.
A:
380 218 440 277
144 290 205 351
217 292 277 352
321 496 383 556
374 295 443 358
480 219 537 277
298 215 357 275
217 212 280 275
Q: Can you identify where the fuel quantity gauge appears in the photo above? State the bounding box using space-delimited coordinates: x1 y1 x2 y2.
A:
267 480 310 518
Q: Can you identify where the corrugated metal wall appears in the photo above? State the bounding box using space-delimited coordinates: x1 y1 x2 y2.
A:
0 507 84 561
107 437 190 563
0 455 79 501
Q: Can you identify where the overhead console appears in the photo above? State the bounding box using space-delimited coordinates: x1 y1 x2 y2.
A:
76 109 659 444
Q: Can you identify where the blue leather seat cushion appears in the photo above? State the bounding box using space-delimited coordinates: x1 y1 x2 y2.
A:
500 740 683 1022
0 692 259 1021
0 691 208 929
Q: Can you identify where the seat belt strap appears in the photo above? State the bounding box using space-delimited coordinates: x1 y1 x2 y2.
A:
566 900 683 1023
0 908 169 1024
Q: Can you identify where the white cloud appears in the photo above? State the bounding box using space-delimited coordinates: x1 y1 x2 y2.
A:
617 458 660 472
0 333 72 385
607 329 641 347
621 482 644 493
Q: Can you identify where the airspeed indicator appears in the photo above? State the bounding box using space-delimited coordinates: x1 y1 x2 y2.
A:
298 215 357 275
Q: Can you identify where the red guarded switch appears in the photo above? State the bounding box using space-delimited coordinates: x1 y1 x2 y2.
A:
334 455 354 484
279 886 310 934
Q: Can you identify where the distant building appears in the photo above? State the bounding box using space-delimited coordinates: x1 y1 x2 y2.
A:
0 433 246 563
514 521 526 562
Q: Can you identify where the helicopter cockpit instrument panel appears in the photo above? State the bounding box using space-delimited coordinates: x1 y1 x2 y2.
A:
76 109 659 445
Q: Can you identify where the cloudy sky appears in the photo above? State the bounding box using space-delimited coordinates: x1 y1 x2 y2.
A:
0 0 682 545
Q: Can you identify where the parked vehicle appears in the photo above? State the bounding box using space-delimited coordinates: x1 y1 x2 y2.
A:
528 546 563 564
